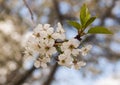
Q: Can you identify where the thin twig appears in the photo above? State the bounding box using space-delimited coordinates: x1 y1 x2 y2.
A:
23 0 34 23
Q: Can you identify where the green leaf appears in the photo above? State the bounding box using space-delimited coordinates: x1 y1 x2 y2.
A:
88 26 113 34
80 4 91 25
84 17 96 28
67 21 81 30
85 9 91 23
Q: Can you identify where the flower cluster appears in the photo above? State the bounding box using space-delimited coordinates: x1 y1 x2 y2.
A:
25 23 92 69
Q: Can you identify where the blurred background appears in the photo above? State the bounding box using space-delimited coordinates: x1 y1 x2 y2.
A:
0 0 120 85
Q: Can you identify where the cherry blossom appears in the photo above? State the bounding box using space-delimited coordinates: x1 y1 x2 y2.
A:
72 61 86 70
58 54 73 68
39 39 57 56
80 45 92 56
25 23 92 70
34 56 50 68
52 23 66 40
61 38 80 56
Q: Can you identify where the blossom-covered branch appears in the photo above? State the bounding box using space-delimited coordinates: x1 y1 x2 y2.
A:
24 4 112 70
25 22 92 70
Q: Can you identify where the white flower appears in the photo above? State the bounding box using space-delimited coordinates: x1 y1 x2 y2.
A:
33 23 66 41
25 36 41 53
33 24 51 39
33 24 57 40
34 60 41 68
34 24 50 32
45 27 56 41
33 24 42 38
25 23 91 70
80 45 92 56
34 56 50 68
58 54 73 67
72 61 86 70
61 38 80 56
35 25 59 41
38 56 50 68
43 24 51 31
56 22 65 33
52 23 66 40
33 24 42 33
52 33 65 41
39 39 57 56
61 39 80 50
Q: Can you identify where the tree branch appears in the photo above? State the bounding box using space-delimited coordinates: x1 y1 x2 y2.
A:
23 0 34 23
43 63 58 85
7 67 35 85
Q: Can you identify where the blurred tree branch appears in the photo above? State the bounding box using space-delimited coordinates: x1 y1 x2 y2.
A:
23 0 34 23
7 67 35 85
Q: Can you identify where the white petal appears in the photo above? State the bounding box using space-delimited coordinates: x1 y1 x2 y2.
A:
46 39 55 46
48 47 57 55
78 61 86 66
66 56 73 63
47 27 54 35
82 52 87 56
51 47 57 53
53 33 66 40
34 24 43 32
56 22 65 33
58 54 66 60
72 61 86 69
42 56 50 62
39 47 45 55
41 62 47 68
64 49 71 56
46 57 51 62
52 33 59 39
60 34 66 40
69 39 80 48
72 49 79 56
34 60 40 68
44 24 50 30
40 31 47 38
61 42 69 51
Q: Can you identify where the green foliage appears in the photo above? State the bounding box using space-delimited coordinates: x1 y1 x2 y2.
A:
84 17 96 28
88 26 113 34
67 3 113 36
67 21 81 30
80 4 91 25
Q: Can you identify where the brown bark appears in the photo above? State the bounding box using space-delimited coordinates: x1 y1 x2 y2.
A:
7 67 35 85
